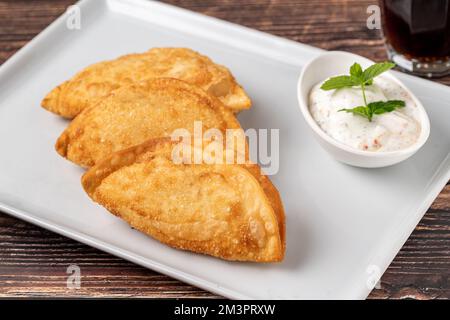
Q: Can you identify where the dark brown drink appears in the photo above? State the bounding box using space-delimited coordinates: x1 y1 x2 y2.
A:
380 0 450 77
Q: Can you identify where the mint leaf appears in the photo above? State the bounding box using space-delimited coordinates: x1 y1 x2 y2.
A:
339 106 372 121
369 100 405 114
320 62 394 90
363 62 395 83
350 63 363 79
339 100 405 122
320 75 359 90
320 61 404 123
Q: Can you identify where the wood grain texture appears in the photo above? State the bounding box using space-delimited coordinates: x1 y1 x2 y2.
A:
0 0 449 299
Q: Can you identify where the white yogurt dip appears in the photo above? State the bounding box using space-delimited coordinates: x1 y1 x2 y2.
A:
309 75 422 152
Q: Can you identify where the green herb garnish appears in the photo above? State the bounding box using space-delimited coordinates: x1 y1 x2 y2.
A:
320 61 405 121
339 100 405 122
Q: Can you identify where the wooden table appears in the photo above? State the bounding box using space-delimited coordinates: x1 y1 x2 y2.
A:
0 0 448 299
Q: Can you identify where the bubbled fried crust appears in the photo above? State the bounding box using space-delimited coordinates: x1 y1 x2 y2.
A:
55 78 243 168
41 47 251 118
81 138 285 262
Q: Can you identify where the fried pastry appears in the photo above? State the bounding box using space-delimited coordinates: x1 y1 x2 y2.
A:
82 138 285 262
56 78 243 168
42 47 251 118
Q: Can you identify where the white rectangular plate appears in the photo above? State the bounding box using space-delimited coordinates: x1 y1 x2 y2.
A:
0 0 449 299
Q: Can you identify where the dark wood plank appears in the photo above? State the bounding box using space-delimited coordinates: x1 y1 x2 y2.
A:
0 0 448 299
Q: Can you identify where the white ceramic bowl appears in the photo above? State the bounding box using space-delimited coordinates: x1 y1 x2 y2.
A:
297 51 430 168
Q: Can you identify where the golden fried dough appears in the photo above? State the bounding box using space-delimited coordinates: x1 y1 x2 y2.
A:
56 78 243 168
42 48 251 118
245 164 286 253
82 138 285 262
82 138 285 251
